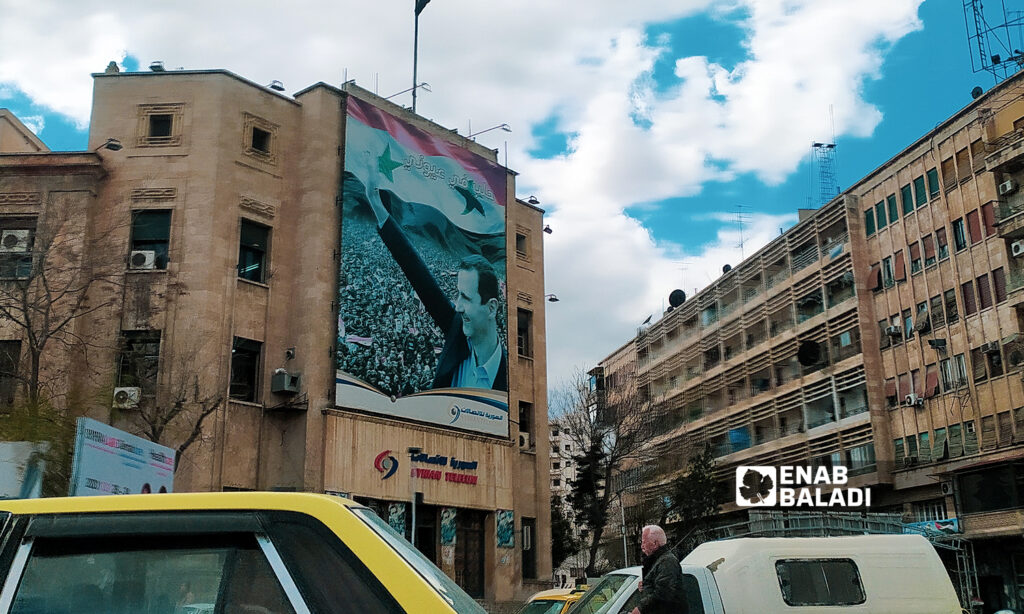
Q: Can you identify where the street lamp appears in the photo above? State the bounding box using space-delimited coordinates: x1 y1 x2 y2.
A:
385 82 431 101
93 138 123 152
408 446 422 547
467 123 511 140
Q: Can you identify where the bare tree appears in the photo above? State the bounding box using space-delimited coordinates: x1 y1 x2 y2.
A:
125 339 224 460
551 367 657 575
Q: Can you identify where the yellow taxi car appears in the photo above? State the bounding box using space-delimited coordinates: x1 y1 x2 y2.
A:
0 492 486 613
517 586 587 614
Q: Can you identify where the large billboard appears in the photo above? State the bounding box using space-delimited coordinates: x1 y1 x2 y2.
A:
68 418 175 496
336 95 509 437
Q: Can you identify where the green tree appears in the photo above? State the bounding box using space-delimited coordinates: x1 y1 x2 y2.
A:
550 494 580 571
660 444 721 547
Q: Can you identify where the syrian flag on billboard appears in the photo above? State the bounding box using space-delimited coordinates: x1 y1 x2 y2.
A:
346 96 506 238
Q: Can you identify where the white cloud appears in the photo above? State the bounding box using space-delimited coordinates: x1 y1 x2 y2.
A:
18 115 44 135
0 0 924 393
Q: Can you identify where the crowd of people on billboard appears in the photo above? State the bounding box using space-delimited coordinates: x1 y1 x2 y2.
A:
338 214 507 397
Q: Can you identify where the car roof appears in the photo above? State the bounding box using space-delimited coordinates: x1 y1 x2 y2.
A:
0 492 359 516
529 589 574 601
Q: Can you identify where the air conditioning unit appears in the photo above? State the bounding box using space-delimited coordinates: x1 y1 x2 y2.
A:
940 481 954 496
1013 241 1024 258
112 386 142 409
999 179 1018 196
270 370 301 394
129 250 157 270
983 341 1002 354
518 432 532 450
0 230 30 253
905 393 923 407
885 326 902 337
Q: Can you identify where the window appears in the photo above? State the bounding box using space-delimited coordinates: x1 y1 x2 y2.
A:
137 103 183 147
130 210 171 270
972 347 987 383
519 401 533 438
887 195 899 223
0 218 35 279
912 499 947 522
0 340 19 408
522 517 537 579
238 219 270 283
864 209 875 237
994 267 1008 303
909 242 922 273
878 320 891 349
9 534 296 614
243 113 278 163
941 157 956 191
898 373 910 398
921 234 936 267
911 369 921 397
954 353 968 386
875 201 887 230
924 364 939 397
552 479 560 487
882 257 894 287
515 232 528 259
971 138 986 173
966 210 983 244
977 274 993 309
989 345 1005 378
893 250 906 282
230 337 262 402
982 202 996 237
956 147 971 182
952 218 967 251
935 227 949 260
117 331 161 395
885 379 898 407
907 433 919 458
517 308 533 357
903 309 913 340
891 315 903 344
940 358 954 391
944 289 959 324
846 443 876 475
962 280 978 316
927 168 940 197
913 175 927 207
930 295 945 329
775 559 865 606
901 184 913 214
959 465 1024 514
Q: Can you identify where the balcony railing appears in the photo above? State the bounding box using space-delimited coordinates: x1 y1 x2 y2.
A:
1010 267 1024 292
790 245 820 274
997 201 1024 223
766 269 788 290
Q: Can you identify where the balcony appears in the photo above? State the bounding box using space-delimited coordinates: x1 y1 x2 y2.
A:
996 200 1024 240
961 509 1024 538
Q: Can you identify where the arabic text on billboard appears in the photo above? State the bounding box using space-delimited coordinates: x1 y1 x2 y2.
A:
69 418 175 496
336 95 508 437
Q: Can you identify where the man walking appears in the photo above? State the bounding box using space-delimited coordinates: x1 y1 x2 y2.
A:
630 525 686 614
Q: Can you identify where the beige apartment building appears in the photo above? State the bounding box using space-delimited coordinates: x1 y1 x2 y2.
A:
0 66 552 605
597 71 1024 612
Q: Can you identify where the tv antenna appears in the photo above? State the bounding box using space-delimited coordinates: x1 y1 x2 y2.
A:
964 0 1024 84
734 204 750 260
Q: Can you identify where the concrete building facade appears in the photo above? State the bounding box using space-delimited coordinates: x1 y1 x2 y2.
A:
0 67 552 606
597 71 1024 613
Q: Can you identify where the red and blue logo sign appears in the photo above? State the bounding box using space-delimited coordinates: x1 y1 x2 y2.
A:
374 450 398 480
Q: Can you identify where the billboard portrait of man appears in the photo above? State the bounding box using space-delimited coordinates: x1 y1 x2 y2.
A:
337 95 508 405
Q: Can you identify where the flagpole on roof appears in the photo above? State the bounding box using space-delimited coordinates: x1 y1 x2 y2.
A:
413 0 430 113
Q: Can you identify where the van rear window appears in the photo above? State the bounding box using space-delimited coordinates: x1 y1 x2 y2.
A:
775 558 865 606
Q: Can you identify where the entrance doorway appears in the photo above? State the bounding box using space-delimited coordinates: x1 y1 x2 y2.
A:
455 510 485 598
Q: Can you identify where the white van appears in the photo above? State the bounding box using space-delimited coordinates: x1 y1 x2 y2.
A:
569 534 963 614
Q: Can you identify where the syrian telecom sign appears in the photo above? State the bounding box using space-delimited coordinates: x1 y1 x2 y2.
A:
736 466 871 507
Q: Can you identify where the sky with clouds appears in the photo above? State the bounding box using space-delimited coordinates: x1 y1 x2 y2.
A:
0 0 1004 398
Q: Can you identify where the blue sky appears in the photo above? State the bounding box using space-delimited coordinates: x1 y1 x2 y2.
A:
0 0 1002 387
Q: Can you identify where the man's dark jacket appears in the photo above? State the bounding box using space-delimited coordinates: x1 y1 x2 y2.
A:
377 214 508 391
638 545 687 614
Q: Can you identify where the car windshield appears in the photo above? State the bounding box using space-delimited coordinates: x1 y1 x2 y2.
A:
518 599 565 614
569 574 634 614
352 506 486 614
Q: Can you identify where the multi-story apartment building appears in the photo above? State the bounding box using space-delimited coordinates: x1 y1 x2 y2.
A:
596 68 1024 613
0 65 552 605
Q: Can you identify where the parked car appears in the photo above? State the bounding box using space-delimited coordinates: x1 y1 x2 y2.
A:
569 534 962 614
518 586 587 614
0 492 487 613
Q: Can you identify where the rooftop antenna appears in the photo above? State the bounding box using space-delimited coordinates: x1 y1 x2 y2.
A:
964 0 1024 84
734 204 750 260
812 141 839 206
412 0 431 112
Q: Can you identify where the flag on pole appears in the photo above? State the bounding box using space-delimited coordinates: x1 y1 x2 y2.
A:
415 0 430 16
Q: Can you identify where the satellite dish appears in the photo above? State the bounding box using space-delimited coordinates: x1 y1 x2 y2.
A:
797 340 822 366
722 264 732 274
669 289 687 308
971 86 984 100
